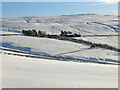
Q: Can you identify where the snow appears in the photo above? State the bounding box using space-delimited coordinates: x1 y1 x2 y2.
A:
1 36 89 55
0 54 2 89
75 36 119 48
1 36 118 63
1 14 119 88
2 53 118 88
2 14 118 35
0 31 19 34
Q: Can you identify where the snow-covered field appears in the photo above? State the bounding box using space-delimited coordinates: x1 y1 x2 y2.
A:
75 36 118 48
1 14 119 62
0 54 2 89
1 14 118 35
1 36 119 63
2 53 118 88
1 14 119 88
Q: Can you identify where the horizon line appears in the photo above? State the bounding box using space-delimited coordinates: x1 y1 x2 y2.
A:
1 13 117 18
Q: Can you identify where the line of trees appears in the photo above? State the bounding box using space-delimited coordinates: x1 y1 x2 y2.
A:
60 30 72 36
60 30 81 37
22 30 81 37
22 30 47 37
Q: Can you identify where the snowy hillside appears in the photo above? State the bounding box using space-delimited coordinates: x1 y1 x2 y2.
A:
1 14 119 64
1 36 119 64
1 14 119 88
2 53 118 88
1 14 118 35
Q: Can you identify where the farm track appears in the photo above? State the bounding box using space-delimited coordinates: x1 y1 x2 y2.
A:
91 22 118 32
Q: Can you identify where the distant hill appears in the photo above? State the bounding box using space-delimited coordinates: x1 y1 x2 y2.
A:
1 14 118 35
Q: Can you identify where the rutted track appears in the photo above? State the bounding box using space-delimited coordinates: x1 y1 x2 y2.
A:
91 22 118 32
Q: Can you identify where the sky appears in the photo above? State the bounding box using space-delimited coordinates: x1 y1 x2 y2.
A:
1 0 119 3
1 0 119 18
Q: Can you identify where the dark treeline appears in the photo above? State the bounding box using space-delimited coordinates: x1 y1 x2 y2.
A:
22 30 47 37
22 30 81 37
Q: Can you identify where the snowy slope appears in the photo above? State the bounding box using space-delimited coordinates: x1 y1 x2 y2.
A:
2 53 118 88
2 14 118 35
0 54 2 89
75 36 118 48
1 14 119 88
1 14 119 63
1 36 118 63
